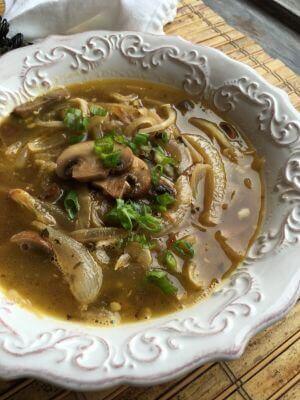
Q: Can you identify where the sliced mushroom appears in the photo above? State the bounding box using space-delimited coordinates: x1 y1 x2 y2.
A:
10 231 53 254
93 175 130 198
13 88 70 118
150 176 176 197
111 145 134 174
56 141 133 182
56 141 108 181
93 156 151 199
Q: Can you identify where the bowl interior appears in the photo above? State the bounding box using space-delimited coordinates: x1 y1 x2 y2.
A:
0 31 299 389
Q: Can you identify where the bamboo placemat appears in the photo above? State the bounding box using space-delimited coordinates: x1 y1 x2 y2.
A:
0 0 299 399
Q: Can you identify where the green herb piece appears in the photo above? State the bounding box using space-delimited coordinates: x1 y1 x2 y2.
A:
94 136 114 155
90 105 107 117
105 199 138 230
151 164 163 185
114 134 138 154
64 108 90 132
101 150 121 168
68 134 86 145
127 233 152 248
161 131 169 143
64 190 80 220
155 193 175 207
134 132 149 146
138 214 162 233
163 250 178 272
154 146 176 167
105 199 162 232
172 239 194 258
146 269 178 295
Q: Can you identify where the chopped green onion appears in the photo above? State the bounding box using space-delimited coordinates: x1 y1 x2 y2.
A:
146 269 178 295
138 214 162 233
126 233 154 249
163 250 177 272
64 108 90 132
94 136 114 155
172 239 194 258
101 150 121 168
90 105 107 117
68 134 86 144
114 134 138 154
64 190 80 220
151 164 163 185
161 131 169 143
154 146 176 167
105 199 137 230
134 132 149 146
105 199 162 232
155 193 175 207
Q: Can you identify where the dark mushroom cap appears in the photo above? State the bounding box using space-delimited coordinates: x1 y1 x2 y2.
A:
56 141 134 182
93 156 151 199
10 231 53 254
13 88 70 118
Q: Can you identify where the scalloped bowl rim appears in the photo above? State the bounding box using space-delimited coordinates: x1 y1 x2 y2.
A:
0 30 299 391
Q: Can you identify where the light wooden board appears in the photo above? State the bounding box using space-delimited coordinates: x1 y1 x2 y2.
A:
0 1 299 399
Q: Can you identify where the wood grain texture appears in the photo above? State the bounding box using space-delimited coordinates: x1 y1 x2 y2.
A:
0 1 299 399
0 1 4 16
204 0 300 74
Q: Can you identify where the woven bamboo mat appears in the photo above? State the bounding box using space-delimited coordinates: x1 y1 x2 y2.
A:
0 0 299 399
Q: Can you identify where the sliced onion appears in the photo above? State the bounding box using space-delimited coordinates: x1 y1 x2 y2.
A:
164 139 193 174
183 134 226 226
142 105 176 134
115 253 131 270
71 227 128 243
158 175 192 236
33 221 103 305
27 133 66 153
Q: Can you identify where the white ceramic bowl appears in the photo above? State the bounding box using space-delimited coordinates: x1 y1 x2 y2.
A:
0 31 299 391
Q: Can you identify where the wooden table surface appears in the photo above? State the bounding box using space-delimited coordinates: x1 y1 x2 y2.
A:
0 1 299 399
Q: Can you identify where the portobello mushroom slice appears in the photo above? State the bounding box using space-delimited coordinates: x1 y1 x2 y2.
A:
93 156 151 199
56 141 134 182
10 231 53 254
13 88 70 118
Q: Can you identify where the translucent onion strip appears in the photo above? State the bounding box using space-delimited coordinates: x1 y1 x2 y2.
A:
183 134 226 226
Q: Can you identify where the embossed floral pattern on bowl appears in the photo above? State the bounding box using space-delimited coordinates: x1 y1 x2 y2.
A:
0 31 299 391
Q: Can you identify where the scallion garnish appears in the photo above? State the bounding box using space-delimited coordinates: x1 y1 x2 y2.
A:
154 146 176 167
172 239 194 259
155 193 175 207
68 133 86 145
105 199 162 232
64 108 90 132
163 250 178 272
101 150 121 168
146 269 178 295
134 132 149 146
151 164 163 185
90 105 107 117
94 136 114 155
64 190 80 220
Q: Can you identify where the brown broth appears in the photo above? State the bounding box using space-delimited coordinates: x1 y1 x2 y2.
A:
0 79 264 325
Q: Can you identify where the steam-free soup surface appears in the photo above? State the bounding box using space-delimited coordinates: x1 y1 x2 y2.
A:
0 79 264 325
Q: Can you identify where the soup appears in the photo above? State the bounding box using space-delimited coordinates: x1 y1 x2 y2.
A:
0 79 264 325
